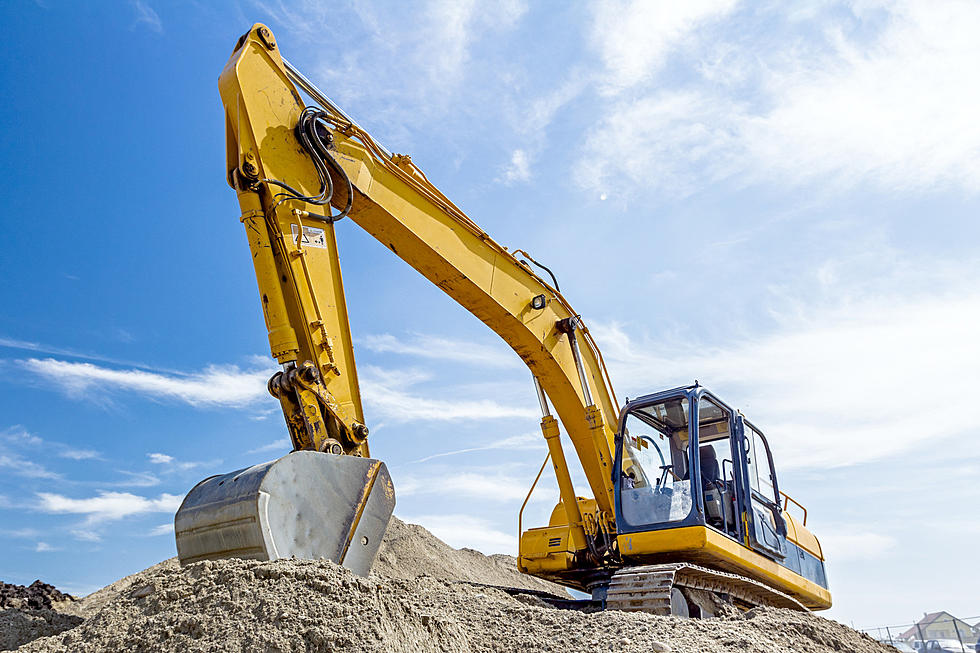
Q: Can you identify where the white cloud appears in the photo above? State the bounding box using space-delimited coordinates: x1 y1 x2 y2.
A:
590 0 738 92
70 529 102 543
113 471 161 487
400 513 515 554
413 432 545 463
398 468 556 505
3 425 101 461
148 523 174 536
818 532 896 562
502 149 531 184
1 528 41 538
35 541 58 552
258 0 525 122
592 285 980 470
21 358 273 408
58 447 100 460
361 365 537 423
0 453 60 480
361 333 518 368
580 0 980 196
246 438 292 455
147 452 209 472
37 491 183 524
132 0 162 33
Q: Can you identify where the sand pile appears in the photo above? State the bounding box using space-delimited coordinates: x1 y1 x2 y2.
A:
373 517 566 594
5 517 893 652
17 557 891 653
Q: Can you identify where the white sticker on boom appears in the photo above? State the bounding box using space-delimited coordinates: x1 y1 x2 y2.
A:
291 224 327 248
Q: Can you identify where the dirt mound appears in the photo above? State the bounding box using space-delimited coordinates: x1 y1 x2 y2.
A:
373 517 567 595
7 517 889 652
17 557 890 653
0 581 82 651
0 582 74 612
57 559 179 621
0 610 82 652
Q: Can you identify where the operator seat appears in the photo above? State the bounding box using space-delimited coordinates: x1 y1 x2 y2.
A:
683 445 720 485
699 445 720 485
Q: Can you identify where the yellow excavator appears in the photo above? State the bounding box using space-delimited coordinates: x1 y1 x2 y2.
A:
174 24 831 617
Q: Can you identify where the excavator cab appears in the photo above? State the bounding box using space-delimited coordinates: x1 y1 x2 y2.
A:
612 384 830 609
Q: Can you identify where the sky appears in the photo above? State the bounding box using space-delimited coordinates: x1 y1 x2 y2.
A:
1 0 978 631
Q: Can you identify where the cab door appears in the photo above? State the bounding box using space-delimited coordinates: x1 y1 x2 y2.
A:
734 416 787 560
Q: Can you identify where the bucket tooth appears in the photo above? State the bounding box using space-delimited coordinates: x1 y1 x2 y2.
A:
174 451 395 576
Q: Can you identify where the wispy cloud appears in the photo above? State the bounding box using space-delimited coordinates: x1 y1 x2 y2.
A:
361 365 536 422
818 531 897 562
0 453 60 480
37 491 182 524
590 0 738 92
501 149 531 184
132 0 162 33
112 471 161 488
34 541 58 552
20 358 273 408
412 432 544 463
0 335 173 372
592 281 980 470
246 438 291 455
147 452 214 472
58 447 100 460
579 0 980 197
399 513 515 554
1 528 41 538
2 425 101 462
70 529 102 543
398 468 556 504
148 523 173 537
361 333 518 368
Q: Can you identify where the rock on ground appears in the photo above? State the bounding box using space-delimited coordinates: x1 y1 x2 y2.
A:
0 582 74 612
0 610 81 652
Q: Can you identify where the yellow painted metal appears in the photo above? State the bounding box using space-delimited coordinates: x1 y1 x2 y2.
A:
617 526 832 610
539 415 588 550
518 523 575 575
783 512 824 560
220 25 367 455
220 23 619 515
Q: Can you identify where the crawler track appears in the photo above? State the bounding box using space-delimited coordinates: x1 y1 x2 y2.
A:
605 563 806 615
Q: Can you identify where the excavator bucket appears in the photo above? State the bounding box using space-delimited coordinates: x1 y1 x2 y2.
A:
174 451 395 576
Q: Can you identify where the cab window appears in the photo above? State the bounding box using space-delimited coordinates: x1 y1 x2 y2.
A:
619 397 693 528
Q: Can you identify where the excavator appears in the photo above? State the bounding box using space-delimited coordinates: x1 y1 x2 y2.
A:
174 24 832 617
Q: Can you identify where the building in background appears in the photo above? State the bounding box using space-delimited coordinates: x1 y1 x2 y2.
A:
899 612 976 644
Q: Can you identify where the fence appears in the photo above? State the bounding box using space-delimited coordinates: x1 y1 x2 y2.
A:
859 615 979 651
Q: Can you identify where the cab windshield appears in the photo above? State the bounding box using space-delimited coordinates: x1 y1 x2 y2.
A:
619 397 693 528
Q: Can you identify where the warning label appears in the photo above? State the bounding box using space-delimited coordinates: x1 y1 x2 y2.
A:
291 224 327 248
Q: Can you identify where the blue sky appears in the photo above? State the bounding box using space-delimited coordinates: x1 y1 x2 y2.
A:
1 0 978 629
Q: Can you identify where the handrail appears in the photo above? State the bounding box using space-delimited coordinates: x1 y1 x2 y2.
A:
781 491 808 526
518 452 552 543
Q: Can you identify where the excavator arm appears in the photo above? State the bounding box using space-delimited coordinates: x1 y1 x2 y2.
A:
213 24 621 562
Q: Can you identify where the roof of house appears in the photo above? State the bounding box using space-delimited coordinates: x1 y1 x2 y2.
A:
899 612 971 640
